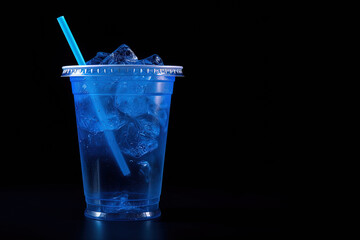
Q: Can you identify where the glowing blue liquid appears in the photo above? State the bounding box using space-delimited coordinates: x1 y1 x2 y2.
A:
71 76 173 221
77 125 167 218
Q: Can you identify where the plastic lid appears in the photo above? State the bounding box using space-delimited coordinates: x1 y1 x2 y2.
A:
61 65 183 77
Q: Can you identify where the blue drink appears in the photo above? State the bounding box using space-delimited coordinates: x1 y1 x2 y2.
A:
62 65 183 220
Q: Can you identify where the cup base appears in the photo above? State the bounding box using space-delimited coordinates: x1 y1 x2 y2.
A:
84 206 161 221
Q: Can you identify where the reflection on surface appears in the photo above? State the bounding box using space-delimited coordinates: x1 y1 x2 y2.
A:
82 218 166 240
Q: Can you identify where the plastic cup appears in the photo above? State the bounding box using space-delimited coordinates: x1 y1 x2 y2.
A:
62 64 183 221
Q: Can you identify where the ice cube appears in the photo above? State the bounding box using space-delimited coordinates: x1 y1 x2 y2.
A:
113 193 129 205
154 109 169 130
147 96 170 129
100 44 138 65
101 193 134 212
86 52 109 65
86 44 165 65
115 95 149 117
75 96 128 133
136 54 164 65
137 114 160 138
117 120 158 158
138 161 151 183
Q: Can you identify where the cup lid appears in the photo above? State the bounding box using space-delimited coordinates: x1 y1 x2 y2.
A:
61 65 183 77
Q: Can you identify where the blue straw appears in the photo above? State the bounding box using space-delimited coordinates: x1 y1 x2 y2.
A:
57 16 86 65
57 16 130 176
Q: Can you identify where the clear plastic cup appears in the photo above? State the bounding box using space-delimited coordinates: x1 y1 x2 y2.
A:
62 65 183 221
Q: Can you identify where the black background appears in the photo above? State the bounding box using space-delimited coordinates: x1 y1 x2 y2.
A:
1 1 289 239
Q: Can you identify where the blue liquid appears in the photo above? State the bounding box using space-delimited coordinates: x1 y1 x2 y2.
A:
71 76 173 221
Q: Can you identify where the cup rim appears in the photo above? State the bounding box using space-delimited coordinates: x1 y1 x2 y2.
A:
61 65 184 77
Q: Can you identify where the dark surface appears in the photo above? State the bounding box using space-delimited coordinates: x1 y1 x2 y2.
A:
2 1 290 239
0 185 288 239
